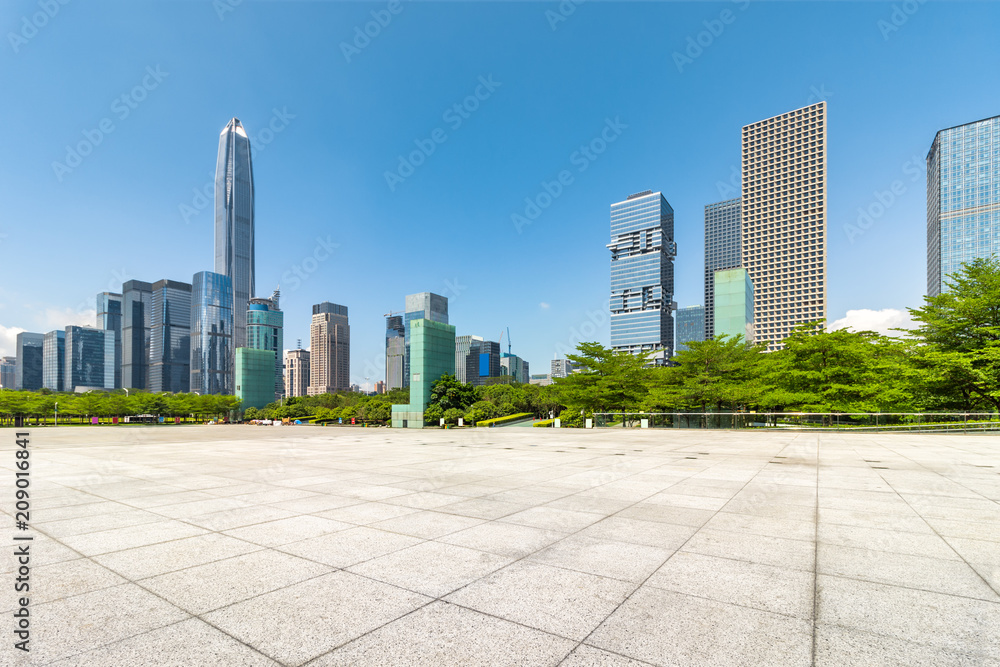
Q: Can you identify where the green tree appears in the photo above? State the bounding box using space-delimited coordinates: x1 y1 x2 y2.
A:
551 342 649 413
430 374 477 411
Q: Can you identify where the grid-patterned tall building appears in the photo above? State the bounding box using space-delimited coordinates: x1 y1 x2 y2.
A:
97 292 122 389
454 335 482 384
64 326 115 392
15 332 44 391
927 115 1000 297
122 280 153 390
385 315 405 390
675 306 706 353
42 330 65 392
309 302 350 395
741 102 827 350
284 349 310 398
0 357 15 391
149 279 192 393
609 190 677 362
190 271 233 396
404 292 448 387
704 198 742 340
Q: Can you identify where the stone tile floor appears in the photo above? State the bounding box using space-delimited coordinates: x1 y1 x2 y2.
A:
1 425 998 665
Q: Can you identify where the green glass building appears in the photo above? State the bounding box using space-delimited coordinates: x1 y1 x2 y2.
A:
391 319 455 428
713 268 754 343
235 347 276 410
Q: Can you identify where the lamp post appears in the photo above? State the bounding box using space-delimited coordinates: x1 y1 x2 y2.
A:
54 402 58 427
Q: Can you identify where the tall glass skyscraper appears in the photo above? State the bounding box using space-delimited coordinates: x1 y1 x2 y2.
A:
15 332 44 391
385 315 405 390
0 357 15 391
64 326 115 392
97 292 122 389
247 289 283 400
149 279 192 393
609 191 677 362
190 271 233 396
704 198 742 340
927 115 1000 297
42 330 65 392
675 306 706 353
403 292 448 387
122 280 153 390
215 118 255 351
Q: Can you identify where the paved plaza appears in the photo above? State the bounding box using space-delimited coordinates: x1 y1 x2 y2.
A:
2 425 999 666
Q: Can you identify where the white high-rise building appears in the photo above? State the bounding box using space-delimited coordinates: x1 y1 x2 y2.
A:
741 102 827 351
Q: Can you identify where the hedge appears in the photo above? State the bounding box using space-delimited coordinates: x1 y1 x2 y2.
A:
532 419 556 428
475 412 533 427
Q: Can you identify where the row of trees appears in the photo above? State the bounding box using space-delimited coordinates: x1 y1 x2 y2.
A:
243 388 410 424
0 390 241 426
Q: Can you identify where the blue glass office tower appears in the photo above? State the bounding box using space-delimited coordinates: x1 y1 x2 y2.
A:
609 191 676 362
247 289 283 400
704 198 742 339
42 330 65 392
97 292 122 389
927 115 1000 297
403 292 448 387
15 332 44 391
65 326 115 391
122 280 153 390
190 271 233 395
149 279 192 393
215 118 255 351
675 306 706 353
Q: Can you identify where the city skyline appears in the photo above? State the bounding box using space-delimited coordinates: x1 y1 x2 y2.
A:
2 3 999 386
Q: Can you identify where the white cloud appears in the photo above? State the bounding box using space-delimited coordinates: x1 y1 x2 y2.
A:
829 308 915 337
36 307 97 331
0 325 25 358
539 302 551 310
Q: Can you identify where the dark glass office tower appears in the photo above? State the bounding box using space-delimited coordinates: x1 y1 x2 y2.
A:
609 191 676 363
704 198 742 340
149 279 192 393
215 118 255 351
190 271 233 395
0 357 15 391
97 292 123 389
403 292 448 387
122 280 153 390
15 332 44 391
43 330 65 392
65 326 115 391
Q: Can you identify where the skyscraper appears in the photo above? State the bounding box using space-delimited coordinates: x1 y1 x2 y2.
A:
741 102 827 351
0 357 15 391
391 319 456 428
927 114 1000 297
404 292 448 387
64 326 115 392
704 198 742 340
190 271 233 395
385 314 405 390
609 190 677 362
15 332 43 391
500 353 529 384
215 117 255 351
309 302 350 395
454 335 482 384
122 280 153 390
247 289 283 400
97 292 122 389
550 358 577 378
149 279 192 393
714 268 755 342
675 306 706 353
284 349 310 398
42 330 65 392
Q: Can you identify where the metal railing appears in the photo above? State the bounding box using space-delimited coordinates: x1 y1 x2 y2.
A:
591 412 1000 432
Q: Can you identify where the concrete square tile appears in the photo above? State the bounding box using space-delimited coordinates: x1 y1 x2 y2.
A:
21 558 127 607
382 491 469 510
369 510 484 539
944 536 1000 566
500 506 603 532
438 521 568 558
315 501 419 525
815 623 1000 667
223 515 353 547
560 645 654 666
59 520 208 557
266 494 361 514
616 503 715 528
93 533 261 580
576 516 696 550
279 526 422 568
681 528 815 571
818 523 960 560
186 504 301 531
529 535 672 583
435 497 529 520
818 507 933 534
36 508 165 538
541 495 634 515
705 511 816 541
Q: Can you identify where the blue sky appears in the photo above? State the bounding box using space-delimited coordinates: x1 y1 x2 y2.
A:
2 1 999 387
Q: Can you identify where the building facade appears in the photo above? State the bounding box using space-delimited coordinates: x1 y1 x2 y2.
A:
190 271 233 396
215 118 255 352
64 326 115 392
500 353 530 384
284 349 310 398
42 330 66 392
149 279 192 393
247 289 284 400
609 190 677 363
550 358 577 378
704 198 742 340
675 305 706 354
742 102 827 351
391 319 456 428
385 314 405 390
455 335 482 384
122 280 153 390
0 356 15 391
714 268 755 342
309 302 350 395
96 292 122 389
927 115 1000 297
403 292 448 387
15 332 44 391
235 348 275 410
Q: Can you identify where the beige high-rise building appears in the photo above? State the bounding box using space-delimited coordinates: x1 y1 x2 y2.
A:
741 101 827 351
308 302 350 395
284 348 310 398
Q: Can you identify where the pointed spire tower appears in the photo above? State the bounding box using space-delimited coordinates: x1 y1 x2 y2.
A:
215 117 255 352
